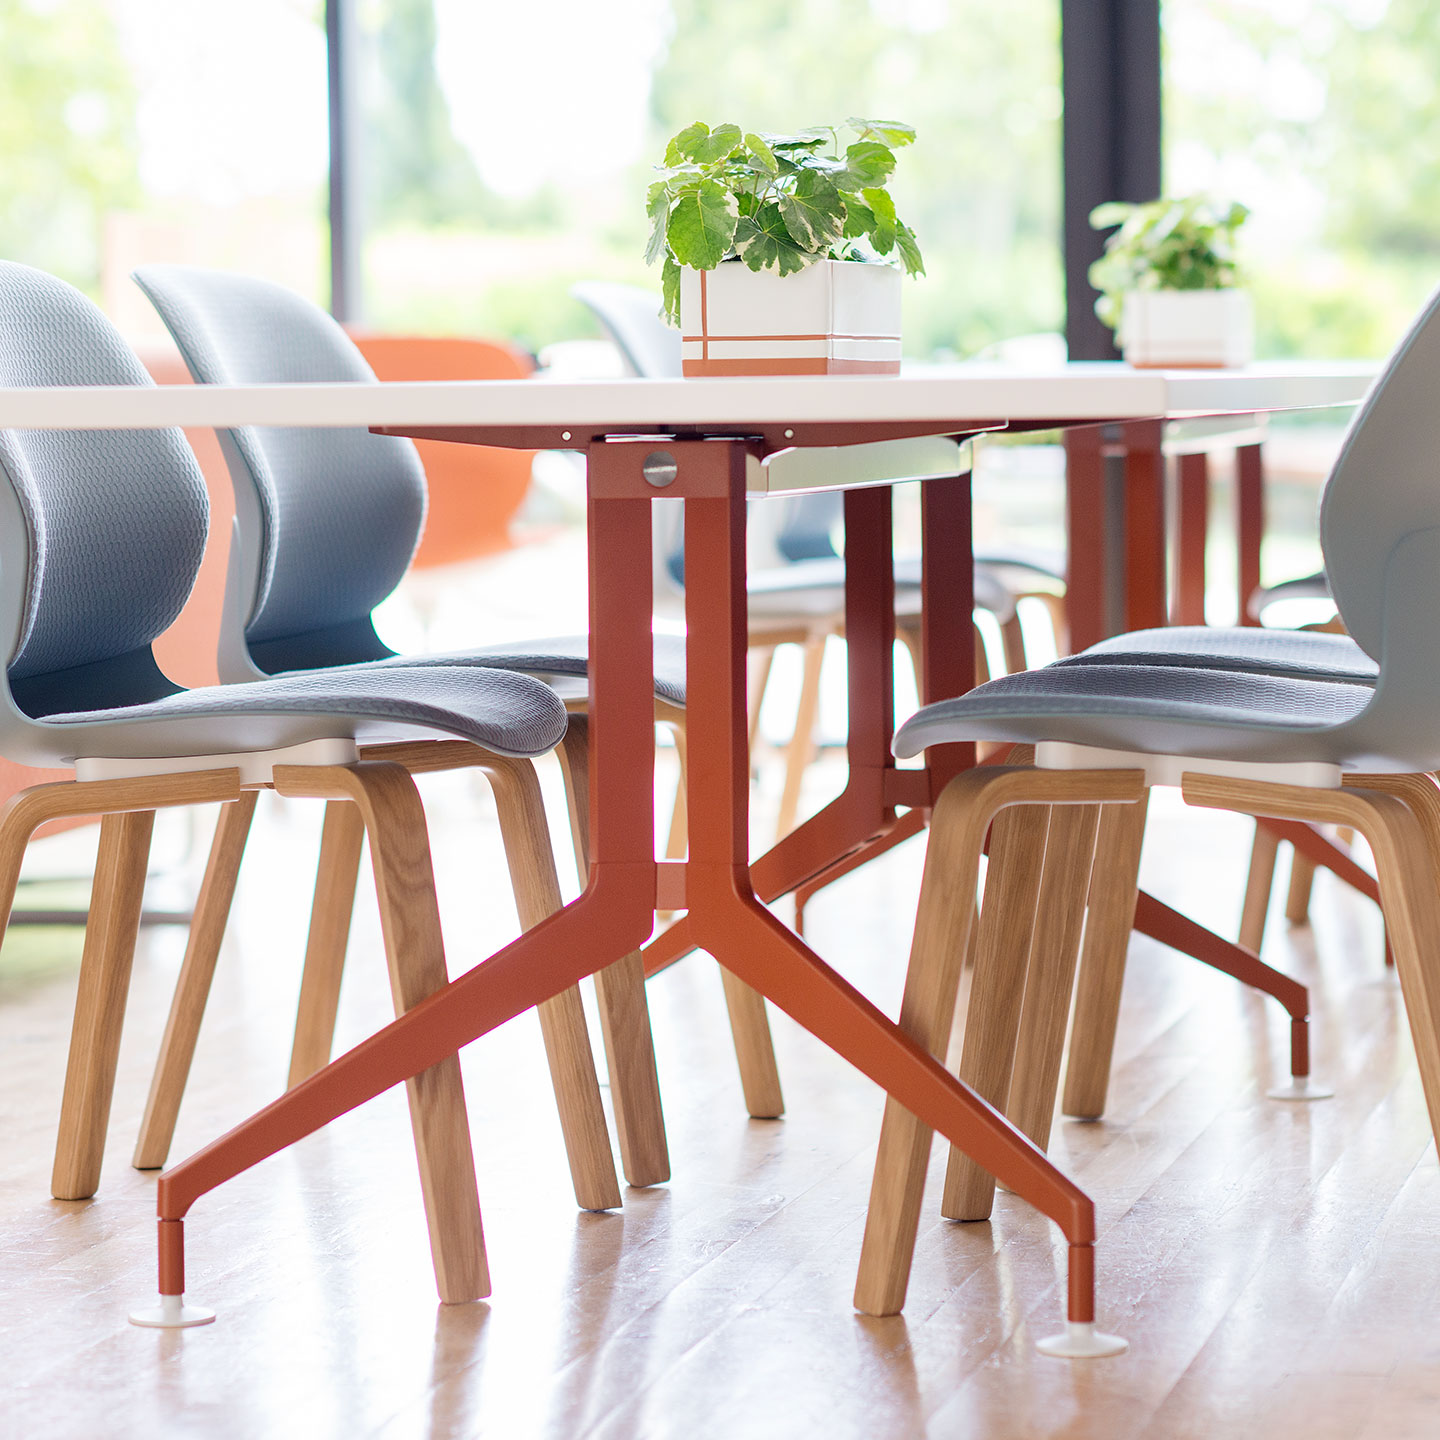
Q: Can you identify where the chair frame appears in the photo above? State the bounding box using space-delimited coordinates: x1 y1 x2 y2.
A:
5 757 497 1303
855 757 1440 1316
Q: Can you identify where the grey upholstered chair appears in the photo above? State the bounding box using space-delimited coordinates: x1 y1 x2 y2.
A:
129 263 676 1188
0 259 633 1323
855 283 1440 1351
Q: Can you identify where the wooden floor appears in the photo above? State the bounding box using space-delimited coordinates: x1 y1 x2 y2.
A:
2 760 1438 1440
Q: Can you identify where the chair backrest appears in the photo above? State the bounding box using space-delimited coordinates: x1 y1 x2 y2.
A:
571 282 682 379
351 335 535 570
1323 283 1440 663
0 261 204 718
131 264 426 677
1302 282 1440 768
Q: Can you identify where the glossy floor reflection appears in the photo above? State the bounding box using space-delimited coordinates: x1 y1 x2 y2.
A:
0 758 1434 1440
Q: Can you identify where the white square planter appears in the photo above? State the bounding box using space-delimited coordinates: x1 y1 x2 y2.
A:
680 259 902 377
1120 289 1254 368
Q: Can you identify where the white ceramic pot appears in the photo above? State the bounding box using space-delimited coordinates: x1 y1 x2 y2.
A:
1119 289 1254 369
680 258 902 377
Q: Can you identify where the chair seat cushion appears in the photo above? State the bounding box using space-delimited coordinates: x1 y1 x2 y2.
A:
332 633 688 709
971 544 1067 585
1060 626 1376 684
40 664 568 765
1255 569 1331 603
893 661 1373 763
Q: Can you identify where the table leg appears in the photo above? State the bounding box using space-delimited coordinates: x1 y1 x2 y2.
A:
1065 426 1108 653
650 467 976 958
1237 442 1264 624
677 467 1102 1329
1175 451 1209 626
1123 420 1168 633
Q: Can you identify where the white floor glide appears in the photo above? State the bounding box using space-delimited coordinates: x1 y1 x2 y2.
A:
128 1294 216 1329
1266 1076 1336 1100
1036 1322 1129 1359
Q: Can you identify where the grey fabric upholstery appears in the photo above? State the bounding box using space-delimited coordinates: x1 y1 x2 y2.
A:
971 544 1066 584
570 282 683 379
0 262 205 705
313 633 689 710
775 491 843 563
43 664 567 762
894 662 1372 763
132 265 426 658
137 266 685 706
896 282 1440 774
1061 626 1376 684
0 261 569 768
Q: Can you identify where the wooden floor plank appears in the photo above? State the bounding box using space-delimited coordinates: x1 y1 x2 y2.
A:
0 771 1437 1438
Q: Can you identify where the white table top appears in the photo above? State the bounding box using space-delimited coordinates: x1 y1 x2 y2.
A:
0 361 1378 438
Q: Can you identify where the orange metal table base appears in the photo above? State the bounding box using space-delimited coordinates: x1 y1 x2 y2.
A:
648 811 1316 1092
793 809 928 937
142 435 1121 1349
1133 892 1314 1083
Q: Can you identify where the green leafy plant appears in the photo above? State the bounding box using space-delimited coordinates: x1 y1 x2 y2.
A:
645 118 925 325
1088 196 1249 331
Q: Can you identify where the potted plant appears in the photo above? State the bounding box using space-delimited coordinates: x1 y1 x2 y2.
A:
645 119 925 376
1089 196 1252 368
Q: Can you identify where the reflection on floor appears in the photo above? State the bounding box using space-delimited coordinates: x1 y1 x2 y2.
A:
0 751 1435 1440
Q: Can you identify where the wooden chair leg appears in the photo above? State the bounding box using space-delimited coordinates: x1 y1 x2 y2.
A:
854 772 1000 1317
940 804 1054 1222
993 804 1102 1154
717 968 784 1117
1061 793 1149 1119
557 717 670 1187
854 765 1144 1317
999 612 1028 675
275 761 488 1303
1358 797 1440 1148
1036 591 1070 657
53 810 156 1201
567 710 783 1126
484 750 621 1212
973 621 992 687
133 793 258 1169
663 717 688 862
1286 851 1318 926
1239 822 1280 953
1186 774 1440 1156
288 799 366 1087
747 644 776 755
776 634 827 839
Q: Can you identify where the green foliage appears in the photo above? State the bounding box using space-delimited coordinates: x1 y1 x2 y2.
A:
645 117 924 324
360 0 556 231
0 0 137 292
646 0 1062 358
1087 196 1249 332
1162 0 1440 359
